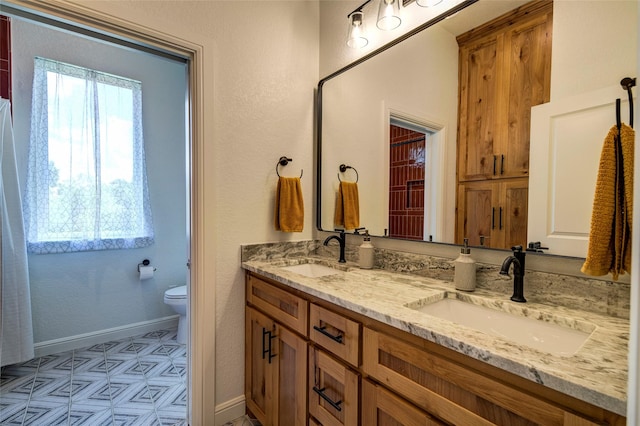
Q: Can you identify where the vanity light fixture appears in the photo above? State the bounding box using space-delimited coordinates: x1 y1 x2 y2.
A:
347 10 369 48
416 0 444 7
377 0 402 31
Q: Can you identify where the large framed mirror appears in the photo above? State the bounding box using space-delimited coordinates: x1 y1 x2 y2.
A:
317 0 637 258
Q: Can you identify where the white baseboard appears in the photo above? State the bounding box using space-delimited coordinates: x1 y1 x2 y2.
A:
215 395 246 425
34 316 179 357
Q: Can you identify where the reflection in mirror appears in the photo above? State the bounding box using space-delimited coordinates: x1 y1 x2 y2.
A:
388 117 440 241
317 0 637 258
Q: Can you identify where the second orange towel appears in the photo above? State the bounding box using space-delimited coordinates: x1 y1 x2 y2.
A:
334 181 360 230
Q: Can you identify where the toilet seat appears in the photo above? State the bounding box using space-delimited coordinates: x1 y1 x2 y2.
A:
164 285 187 300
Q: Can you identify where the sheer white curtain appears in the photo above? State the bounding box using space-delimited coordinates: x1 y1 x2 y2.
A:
25 57 154 254
0 97 34 367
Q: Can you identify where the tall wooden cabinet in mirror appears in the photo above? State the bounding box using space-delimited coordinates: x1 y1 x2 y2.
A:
456 0 552 249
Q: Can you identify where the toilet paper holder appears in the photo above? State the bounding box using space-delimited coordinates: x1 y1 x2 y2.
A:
137 259 157 272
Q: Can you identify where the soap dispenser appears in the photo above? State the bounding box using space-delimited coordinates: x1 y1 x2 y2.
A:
454 238 476 291
359 230 375 269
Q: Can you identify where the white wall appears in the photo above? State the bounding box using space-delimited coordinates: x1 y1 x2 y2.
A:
550 0 637 101
11 19 188 343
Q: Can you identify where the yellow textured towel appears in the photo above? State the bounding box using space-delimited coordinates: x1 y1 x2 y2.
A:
581 123 634 280
274 177 304 232
334 181 360 230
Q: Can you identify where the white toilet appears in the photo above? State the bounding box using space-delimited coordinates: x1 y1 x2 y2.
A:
164 285 188 344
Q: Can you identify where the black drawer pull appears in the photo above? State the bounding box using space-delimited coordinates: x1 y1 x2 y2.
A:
262 328 269 360
313 386 343 412
262 328 277 363
491 207 496 229
313 325 343 344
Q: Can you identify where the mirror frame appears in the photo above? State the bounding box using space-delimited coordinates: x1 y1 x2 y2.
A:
315 0 477 233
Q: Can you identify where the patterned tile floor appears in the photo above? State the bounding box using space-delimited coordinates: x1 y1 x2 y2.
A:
0 328 187 425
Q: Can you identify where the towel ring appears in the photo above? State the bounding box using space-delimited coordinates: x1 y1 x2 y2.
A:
337 164 358 183
276 156 303 178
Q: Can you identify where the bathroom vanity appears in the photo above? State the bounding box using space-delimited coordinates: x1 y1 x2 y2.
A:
242 244 628 426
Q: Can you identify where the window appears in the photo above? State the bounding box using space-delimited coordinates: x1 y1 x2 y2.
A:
25 57 154 253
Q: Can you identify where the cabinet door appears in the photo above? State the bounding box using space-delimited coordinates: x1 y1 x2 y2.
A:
457 34 501 182
502 179 528 248
500 13 552 179
457 178 528 249
274 324 308 426
309 347 359 426
362 379 445 426
456 180 497 248
246 307 276 425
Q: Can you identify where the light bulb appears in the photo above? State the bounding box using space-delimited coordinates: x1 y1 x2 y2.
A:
377 0 401 31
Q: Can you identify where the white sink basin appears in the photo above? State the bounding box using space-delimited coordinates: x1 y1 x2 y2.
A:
408 296 594 356
280 263 344 278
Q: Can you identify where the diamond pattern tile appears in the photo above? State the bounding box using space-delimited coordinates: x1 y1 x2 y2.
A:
0 327 186 425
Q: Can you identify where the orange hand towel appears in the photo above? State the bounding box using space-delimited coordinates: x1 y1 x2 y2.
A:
274 177 304 232
581 123 634 280
334 181 360 230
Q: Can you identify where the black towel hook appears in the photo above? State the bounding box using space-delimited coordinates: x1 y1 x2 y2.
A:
337 164 359 183
276 156 303 178
620 77 636 128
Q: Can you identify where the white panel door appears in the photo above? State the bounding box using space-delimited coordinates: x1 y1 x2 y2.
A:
528 85 633 258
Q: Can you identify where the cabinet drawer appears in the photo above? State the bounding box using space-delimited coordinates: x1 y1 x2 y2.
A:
247 274 308 335
362 379 445 426
309 347 358 426
363 327 568 425
309 304 360 367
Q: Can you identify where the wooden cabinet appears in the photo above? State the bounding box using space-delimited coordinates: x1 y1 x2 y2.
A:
309 347 359 426
246 271 625 426
456 0 552 248
456 178 528 248
245 307 307 426
457 0 552 182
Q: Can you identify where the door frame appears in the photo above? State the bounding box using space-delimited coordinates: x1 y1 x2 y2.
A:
1 0 214 423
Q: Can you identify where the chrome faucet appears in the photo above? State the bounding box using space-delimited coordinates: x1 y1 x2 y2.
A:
323 229 346 263
499 245 526 303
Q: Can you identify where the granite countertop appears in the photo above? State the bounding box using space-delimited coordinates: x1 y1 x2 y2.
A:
242 255 629 416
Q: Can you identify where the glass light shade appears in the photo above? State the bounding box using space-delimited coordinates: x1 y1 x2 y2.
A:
347 11 368 48
377 0 401 31
416 0 444 7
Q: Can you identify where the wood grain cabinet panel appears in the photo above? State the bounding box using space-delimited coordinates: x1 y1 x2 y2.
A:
457 178 528 248
309 347 359 426
245 307 307 426
362 379 445 426
362 327 622 426
310 303 360 367
247 273 308 335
